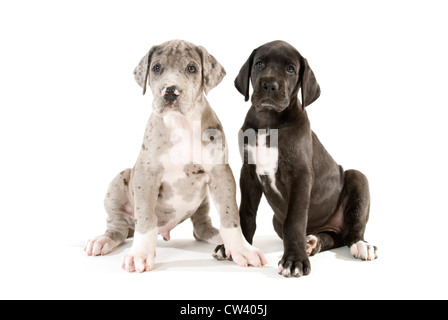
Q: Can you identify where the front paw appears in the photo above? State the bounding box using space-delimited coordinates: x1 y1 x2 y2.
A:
278 253 311 277
213 244 267 267
122 251 156 273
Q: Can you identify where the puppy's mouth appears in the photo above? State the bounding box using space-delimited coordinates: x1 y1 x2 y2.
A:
254 99 288 112
260 101 276 109
153 101 184 116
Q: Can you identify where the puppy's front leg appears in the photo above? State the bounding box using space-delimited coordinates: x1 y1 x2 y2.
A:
239 164 263 244
209 165 267 267
122 168 160 273
278 171 312 277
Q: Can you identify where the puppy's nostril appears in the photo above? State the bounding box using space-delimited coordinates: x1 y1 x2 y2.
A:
263 82 278 92
163 85 180 101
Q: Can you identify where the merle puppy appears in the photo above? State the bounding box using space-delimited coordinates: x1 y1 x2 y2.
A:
232 40 377 277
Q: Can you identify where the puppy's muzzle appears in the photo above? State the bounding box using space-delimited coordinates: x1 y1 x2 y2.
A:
162 85 181 102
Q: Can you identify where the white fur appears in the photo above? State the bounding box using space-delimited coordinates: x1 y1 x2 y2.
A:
163 113 191 132
220 226 250 251
350 240 377 261
124 228 158 272
247 132 282 197
84 235 119 256
253 132 278 176
219 227 267 267
131 228 158 254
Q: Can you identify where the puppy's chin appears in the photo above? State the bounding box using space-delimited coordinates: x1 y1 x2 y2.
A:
253 100 289 113
161 107 181 116
153 108 181 117
153 100 183 117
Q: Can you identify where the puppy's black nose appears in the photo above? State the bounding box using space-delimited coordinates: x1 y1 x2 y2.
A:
163 85 180 101
262 81 279 93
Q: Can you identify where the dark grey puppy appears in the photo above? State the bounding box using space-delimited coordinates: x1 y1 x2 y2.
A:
227 40 378 277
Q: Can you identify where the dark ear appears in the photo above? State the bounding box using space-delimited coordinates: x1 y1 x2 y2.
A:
299 57 321 108
133 46 157 95
234 49 257 102
196 46 226 95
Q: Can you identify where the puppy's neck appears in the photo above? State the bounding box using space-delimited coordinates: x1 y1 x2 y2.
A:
163 113 189 132
253 109 284 129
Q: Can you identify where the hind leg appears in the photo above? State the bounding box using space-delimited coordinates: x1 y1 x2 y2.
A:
85 169 134 256
191 196 222 245
306 232 345 256
341 169 378 261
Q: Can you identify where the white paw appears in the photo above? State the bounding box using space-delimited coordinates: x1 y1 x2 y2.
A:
226 244 268 267
84 235 118 256
122 229 158 273
122 252 156 273
218 227 268 267
350 241 378 261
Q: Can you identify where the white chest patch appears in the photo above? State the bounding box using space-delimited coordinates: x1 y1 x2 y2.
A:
247 132 282 197
160 164 204 210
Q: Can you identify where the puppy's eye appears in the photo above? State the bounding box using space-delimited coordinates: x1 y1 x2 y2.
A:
256 61 264 68
153 64 162 73
287 65 295 74
188 65 197 73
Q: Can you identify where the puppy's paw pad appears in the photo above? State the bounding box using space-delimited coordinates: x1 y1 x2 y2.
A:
350 241 378 261
306 235 320 256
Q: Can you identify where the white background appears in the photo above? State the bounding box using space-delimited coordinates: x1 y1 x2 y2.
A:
1 0 448 300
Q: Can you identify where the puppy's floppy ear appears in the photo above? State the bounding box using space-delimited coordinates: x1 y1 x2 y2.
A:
299 57 321 108
195 46 226 95
133 46 157 95
234 49 257 102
